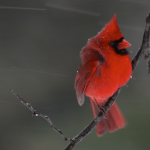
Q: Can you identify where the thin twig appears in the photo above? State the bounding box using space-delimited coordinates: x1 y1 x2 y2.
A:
64 12 150 150
11 12 150 150
64 89 121 150
11 90 72 142
132 12 150 71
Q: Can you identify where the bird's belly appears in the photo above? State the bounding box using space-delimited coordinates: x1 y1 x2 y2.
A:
85 73 119 103
84 56 132 103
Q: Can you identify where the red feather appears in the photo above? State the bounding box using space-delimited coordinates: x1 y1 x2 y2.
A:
75 14 132 136
90 98 126 136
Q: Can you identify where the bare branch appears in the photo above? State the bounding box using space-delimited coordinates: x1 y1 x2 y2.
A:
64 12 150 150
132 12 150 71
11 11 150 150
11 90 72 142
64 89 121 150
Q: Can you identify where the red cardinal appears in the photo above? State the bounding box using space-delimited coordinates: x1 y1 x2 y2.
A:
75 14 132 136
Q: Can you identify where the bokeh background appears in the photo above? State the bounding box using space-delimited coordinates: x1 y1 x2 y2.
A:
0 0 150 150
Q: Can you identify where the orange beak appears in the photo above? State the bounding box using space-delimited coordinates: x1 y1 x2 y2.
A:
118 39 131 50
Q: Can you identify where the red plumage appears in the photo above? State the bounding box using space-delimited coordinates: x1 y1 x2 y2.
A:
75 14 132 136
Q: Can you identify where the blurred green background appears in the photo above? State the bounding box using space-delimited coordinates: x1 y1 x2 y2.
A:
0 0 150 150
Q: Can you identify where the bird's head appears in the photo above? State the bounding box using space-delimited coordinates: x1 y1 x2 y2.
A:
94 14 131 55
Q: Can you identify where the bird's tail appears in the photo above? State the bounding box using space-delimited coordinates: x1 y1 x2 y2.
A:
90 98 126 136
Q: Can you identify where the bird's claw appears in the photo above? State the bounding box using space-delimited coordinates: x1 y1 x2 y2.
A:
98 106 107 119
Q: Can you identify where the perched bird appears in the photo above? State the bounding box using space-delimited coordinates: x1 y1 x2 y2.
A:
75 14 132 136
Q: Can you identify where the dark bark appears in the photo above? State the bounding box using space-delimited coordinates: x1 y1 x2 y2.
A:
12 12 150 150
11 90 72 142
64 12 150 150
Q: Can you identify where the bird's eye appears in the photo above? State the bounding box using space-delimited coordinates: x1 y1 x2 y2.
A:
109 37 128 55
109 41 115 47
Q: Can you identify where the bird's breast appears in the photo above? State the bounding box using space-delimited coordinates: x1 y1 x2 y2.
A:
84 54 132 104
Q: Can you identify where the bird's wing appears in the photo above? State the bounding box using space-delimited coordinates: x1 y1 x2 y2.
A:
75 60 100 106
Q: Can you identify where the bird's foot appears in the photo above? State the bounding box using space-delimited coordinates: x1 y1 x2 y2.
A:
98 106 107 119
93 98 107 119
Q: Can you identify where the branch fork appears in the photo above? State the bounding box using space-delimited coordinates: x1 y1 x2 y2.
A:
12 12 150 150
